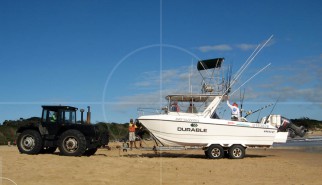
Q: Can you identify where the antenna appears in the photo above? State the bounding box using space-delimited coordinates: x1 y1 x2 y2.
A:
188 63 191 93
189 59 193 94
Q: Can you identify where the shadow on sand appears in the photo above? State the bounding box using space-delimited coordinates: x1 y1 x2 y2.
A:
138 152 272 159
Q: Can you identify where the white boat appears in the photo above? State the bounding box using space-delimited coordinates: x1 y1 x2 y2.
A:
139 95 287 147
138 53 306 159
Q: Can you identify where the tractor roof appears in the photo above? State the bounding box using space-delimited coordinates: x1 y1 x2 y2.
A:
42 105 78 111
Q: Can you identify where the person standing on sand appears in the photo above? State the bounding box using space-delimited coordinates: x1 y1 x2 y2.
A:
135 119 145 148
128 119 137 150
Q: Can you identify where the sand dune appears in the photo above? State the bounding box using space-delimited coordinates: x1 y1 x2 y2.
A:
1 143 322 185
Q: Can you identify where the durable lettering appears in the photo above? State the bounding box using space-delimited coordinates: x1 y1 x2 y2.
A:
177 127 207 133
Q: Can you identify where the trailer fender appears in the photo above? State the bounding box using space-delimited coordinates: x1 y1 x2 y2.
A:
205 143 246 149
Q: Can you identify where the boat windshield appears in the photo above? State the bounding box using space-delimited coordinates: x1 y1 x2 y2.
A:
167 94 217 114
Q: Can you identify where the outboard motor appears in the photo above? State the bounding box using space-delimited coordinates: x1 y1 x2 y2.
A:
278 117 306 138
262 115 307 138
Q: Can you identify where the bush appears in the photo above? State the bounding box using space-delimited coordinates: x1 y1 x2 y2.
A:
290 117 322 130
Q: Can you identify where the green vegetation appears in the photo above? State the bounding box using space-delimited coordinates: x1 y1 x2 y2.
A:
0 117 41 145
0 125 16 145
291 117 322 130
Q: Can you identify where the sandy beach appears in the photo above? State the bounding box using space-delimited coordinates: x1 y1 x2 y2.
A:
1 141 322 185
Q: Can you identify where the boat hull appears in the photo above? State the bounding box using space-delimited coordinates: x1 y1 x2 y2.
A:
139 114 282 147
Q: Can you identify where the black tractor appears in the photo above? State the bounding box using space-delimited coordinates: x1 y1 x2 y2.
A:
16 105 109 156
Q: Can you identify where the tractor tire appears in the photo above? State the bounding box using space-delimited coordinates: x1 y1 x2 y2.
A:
17 130 43 155
83 148 98 156
206 144 224 159
58 130 87 156
41 147 57 154
228 145 245 159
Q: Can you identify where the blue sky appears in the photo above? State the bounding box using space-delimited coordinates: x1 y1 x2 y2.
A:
0 0 321 124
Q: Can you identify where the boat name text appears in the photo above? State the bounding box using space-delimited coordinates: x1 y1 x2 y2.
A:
177 127 207 132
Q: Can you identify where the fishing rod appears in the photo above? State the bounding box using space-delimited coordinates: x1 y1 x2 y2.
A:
229 35 273 89
203 36 273 117
223 35 273 96
224 64 233 94
244 103 274 118
230 63 271 96
263 96 280 124
240 89 245 117
232 44 260 84
256 109 262 123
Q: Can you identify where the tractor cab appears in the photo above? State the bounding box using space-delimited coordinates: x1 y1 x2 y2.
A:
41 105 77 125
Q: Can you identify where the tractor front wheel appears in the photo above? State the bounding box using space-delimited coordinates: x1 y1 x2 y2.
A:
17 130 43 155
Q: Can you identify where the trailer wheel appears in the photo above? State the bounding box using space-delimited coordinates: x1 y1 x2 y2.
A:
206 144 224 159
228 145 245 159
58 130 86 156
17 130 43 155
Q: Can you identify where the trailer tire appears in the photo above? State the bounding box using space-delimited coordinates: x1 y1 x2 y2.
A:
228 145 245 159
204 150 209 158
206 144 224 159
224 150 229 158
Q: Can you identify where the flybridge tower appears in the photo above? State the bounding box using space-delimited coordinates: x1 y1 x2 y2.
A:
197 58 228 95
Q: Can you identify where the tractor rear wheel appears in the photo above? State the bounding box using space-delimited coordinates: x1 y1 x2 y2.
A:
58 130 87 156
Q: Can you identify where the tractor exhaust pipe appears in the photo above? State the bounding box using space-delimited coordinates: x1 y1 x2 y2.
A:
80 109 85 124
86 106 91 124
